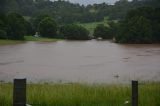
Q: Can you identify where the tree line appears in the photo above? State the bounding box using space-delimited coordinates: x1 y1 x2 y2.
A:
0 6 160 43
115 7 160 43
0 12 91 40
0 0 160 24
0 0 160 43
94 6 160 43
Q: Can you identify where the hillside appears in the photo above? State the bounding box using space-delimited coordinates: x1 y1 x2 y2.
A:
0 0 160 24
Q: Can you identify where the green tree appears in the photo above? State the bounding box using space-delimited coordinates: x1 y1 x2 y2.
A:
0 14 7 39
108 21 119 38
59 24 90 40
152 8 160 43
38 17 57 38
116 6 160 43
31 14 51 31
93 24 112 39
0 29 7 39
7 12 27 40
116 16 152 43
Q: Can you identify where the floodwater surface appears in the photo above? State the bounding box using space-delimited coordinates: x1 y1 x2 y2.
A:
0 40 160 83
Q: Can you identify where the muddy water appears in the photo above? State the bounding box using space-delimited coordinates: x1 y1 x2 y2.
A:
0 40 160 83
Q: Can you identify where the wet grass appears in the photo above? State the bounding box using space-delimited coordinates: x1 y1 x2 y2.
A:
0 36 59 45
24 36 59 42
0 82 160 106
0 40 24 45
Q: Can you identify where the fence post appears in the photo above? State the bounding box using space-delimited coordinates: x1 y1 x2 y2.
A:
132 80 138 106
13 79 26 106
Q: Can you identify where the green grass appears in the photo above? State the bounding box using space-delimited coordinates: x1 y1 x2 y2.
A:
78 18 109 35
0 40 24 45
0 82 160 106
0 36 59 45
24 36 59 42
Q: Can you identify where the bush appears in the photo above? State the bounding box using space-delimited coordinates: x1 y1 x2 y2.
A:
0 15 7 39
115 7 160 44
93 24 112 39
38 17 57 38
59 24 90 40
0 29 7 39
116 16 152 43
7 12 27 40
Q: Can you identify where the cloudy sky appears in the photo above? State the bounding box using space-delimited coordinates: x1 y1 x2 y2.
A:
51 0 121 5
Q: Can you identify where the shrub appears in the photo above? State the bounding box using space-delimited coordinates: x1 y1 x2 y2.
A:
59 24 90 40
38 17 57 38
0 29 7 39
93 24 112 39
7 12 27 40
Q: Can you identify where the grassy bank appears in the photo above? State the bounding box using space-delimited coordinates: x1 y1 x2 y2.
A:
0 40 24 45
0 36 59 45
0 82 159 106
24 36 59 42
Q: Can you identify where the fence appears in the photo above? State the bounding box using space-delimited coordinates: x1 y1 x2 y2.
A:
13 79 138 106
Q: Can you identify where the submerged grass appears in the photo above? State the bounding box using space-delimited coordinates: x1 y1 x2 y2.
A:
0 82 159 106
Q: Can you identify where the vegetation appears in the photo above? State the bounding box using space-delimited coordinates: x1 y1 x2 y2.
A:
38 17 57 38
60 24 90 40
115 7 160 43
0 12 33 40
6 12 28 40
0 0 160 42
93 24 112 39
1 0 160 24
24 36 59 42
0 36 59 45
0 82 160 106
0 40 24 45
78 19 108 35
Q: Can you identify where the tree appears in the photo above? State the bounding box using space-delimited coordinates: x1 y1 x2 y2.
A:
152 8 160 43
0 29 7 39
38 17 57 38
116 16 152 43
107 21 119 38
0 0 7 13
7 12 27 40
31 14 51 31
93 24 112 39
0 14 7 39
59 24 90 40
115 6 160 43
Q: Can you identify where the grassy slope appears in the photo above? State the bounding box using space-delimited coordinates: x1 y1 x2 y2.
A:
78 19 108 35
0 82 160 106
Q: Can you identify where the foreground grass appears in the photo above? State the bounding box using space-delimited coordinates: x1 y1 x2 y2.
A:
0 82 160 106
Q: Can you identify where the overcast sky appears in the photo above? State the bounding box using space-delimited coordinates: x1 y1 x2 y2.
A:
51 0 121 5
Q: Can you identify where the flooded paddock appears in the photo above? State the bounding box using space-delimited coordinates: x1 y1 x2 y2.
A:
0 40 160 83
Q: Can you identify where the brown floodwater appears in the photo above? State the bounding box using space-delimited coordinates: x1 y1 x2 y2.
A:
0 40 160 83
